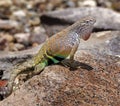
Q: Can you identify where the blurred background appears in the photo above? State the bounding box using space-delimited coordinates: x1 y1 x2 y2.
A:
0 0 120 52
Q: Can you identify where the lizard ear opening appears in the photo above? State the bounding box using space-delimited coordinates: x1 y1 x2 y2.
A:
82 34 91 41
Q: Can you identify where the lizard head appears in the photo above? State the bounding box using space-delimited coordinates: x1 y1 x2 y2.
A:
70 16 96 41
80 17 96 40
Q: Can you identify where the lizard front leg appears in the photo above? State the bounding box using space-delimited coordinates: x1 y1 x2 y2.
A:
69 43 79 61
61 43 79 67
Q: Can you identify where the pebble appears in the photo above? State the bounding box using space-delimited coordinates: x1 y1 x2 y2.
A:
12 10 26 19
66 1 76 7
0 0 12 7
0 19 20 30
50 0 62 6
78 0 96 7
14 43 25 51
112 1 120 11
12 0 26 7
0 33 14 42
46 3 54 11
96 0 112 8
29 0 47 6
27 11 40 26
30 26 47 44
14 33 30 43
8 43 25 51
29 17 40 26
0 33 15 51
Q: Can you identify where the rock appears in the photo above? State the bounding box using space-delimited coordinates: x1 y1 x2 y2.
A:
27 11 40 26
112 1 120 11
0 0 12 7
12 43 25 51
12 0 26 7
14 43 25 51
14 33 30 44
46 3 54 11
0 19 20 30
49 0 62 7
0 33 14 43
0 39 7 51
29 17 40 26
4 43 25 52
0 31 120 105
41 7 120 35
78 0 97 7
0 33 15 51
27 0 47 8
96 0 112 8
12 10 26 19
4 35 14 43
39 3 47 12
30 26 47 44
66 1 76 7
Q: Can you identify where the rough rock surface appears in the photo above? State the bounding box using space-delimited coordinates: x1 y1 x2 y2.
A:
0 31 119 105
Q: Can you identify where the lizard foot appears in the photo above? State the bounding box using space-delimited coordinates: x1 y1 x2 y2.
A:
60 59 75 68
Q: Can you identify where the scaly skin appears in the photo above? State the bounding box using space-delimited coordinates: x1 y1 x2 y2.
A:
0 16 96 97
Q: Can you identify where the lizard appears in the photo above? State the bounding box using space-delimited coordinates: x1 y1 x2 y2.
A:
0 16 96 97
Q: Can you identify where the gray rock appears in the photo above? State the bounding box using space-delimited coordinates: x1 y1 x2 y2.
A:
14 33 30 43
41 7 120 36
12 10 26 20
0 19 20 30
30 26 48 44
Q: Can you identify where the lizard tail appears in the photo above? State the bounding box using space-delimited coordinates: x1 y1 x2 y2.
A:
0 59 34 97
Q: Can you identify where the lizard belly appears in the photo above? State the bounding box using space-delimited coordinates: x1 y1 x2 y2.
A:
45 40 73 65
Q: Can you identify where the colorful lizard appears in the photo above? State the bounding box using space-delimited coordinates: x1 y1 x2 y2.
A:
0 16 96 97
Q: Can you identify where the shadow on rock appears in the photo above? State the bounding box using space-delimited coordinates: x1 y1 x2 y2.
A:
58 59 93 71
